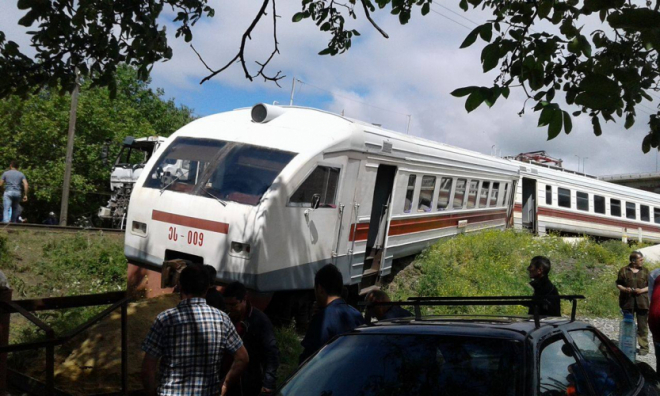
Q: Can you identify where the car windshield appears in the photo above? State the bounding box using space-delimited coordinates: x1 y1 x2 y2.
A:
143 137 295 205
277 334 522 396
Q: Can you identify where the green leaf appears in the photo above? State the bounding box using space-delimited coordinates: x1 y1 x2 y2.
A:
567 37 580 54
608 9 660 31
592 116 602 136
625 113 635 129
465 91 485 113
547 110 563 140
318 47 333 55
460 26 481 49
459 0 468 11
538 0 553 19
422 3 430 15
546 88 555 101
579 35 592 57
538 107 555 127
450 86 478 97
643 135 652 153
502 87 510 98
562 111 573 134
292 12 305 22
479 23 493 42
481 43 500 72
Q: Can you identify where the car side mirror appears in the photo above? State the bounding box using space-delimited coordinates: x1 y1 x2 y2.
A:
311 194 321 210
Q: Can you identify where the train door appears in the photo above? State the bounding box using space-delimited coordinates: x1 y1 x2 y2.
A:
332 158 362 267
360 165 397 294
522 178 538 233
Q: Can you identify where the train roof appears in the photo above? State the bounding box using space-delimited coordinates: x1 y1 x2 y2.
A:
514 160 660 204
169 104 520 178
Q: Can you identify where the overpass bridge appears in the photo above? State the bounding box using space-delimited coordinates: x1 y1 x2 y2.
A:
600 172 660 194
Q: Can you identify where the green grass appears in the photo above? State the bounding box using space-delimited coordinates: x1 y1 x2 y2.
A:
275 325 303 388
386 230 654 318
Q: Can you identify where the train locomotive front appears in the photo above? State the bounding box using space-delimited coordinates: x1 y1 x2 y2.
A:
124 105 356 298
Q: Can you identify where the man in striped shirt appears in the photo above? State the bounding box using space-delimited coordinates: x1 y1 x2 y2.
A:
142 265 249 395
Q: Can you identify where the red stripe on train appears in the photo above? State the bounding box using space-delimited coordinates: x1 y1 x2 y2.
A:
349 209 507 242
152 210 229 234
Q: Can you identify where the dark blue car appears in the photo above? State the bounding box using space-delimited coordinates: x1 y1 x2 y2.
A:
277 296 660 396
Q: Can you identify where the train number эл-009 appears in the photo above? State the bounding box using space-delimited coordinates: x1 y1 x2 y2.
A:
168 226 204 246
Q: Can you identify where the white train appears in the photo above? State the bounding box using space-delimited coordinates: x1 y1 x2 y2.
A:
124 103 660 303
513 161 660 243
124 104 520 298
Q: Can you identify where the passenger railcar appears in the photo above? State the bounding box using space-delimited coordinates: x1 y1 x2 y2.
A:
124 104 520 298
513 161 660 243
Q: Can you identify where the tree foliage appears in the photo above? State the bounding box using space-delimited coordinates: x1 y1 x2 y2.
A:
0 66 194 223
1 0 659 149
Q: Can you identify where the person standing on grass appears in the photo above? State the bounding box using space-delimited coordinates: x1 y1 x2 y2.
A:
141 265 249 396
616 251 650 356
223 282 279 396
1 160 28 223
299 264 364 364
527 256 561 316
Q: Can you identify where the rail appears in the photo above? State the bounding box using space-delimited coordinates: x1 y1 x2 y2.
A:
0 291 130 395
1 222 124 234
361 295 585 328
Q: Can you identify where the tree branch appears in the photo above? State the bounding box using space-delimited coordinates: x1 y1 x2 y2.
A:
199 0 284 85
360 0 389 39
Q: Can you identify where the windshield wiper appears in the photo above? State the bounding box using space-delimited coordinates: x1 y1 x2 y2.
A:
202 188 227 206
159 175 181 195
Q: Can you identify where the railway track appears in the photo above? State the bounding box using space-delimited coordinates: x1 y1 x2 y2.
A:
0 222 124 234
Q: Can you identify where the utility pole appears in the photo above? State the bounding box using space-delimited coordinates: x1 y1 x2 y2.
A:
59 68 80 226
289 77 296 106
574 155 581 173
406 115 412 134
583 157 588 174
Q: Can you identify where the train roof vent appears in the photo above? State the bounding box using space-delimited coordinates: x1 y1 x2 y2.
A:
382 141 393 153
531 169 538 174
519 166 528 172
251 103 287 123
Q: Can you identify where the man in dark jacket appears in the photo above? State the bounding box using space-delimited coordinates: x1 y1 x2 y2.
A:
224 282 279 395
365 290 412 321
527 256 560 316
299 264 364 363
204 265 226 312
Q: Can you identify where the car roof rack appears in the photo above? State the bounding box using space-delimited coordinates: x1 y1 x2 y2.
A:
360 295 585 328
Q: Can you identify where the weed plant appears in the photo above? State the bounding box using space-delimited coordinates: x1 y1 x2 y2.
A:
387 230 654 318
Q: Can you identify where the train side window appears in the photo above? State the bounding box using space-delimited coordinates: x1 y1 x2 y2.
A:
611 199 622 217
437 177 453 210
655 208 660 224
453 179 467 209
576 191 589 211
418 176 436 212
545 185 552 205
479 181 490 208
289 166 340 208
594 195 606 214
641 205 650 222
558 188 571 208
626 202 636 220
404 175 417 213
490 182 500 207
467 180 479 209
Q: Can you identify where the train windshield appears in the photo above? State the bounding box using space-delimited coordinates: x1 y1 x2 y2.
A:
143 137 296 205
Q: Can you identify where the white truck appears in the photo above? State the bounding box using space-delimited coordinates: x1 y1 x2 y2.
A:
99 136 166 228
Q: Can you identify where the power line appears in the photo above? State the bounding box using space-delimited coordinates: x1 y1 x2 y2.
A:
434 4 480 27
428 8 473 31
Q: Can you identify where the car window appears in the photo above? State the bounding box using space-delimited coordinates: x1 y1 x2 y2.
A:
278 334 522 396
569 330 636 396
539 337 590 396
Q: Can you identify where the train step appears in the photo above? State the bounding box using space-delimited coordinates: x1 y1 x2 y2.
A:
361 268 379 277
359 285 381 296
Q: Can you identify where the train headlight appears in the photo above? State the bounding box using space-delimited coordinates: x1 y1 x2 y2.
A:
131 221 147 236
230 241 251 258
